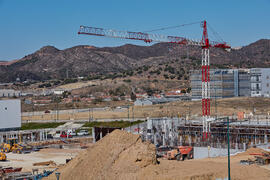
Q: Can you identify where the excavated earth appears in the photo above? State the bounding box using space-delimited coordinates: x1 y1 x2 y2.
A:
47 130 270 180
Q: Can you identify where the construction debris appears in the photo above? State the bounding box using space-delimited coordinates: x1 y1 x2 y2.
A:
239 148 270 165
33 161 56 166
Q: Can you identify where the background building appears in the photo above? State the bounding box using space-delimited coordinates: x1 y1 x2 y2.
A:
0 99 21 131
0 89 21 97
251 68 270 97
190 69 250 100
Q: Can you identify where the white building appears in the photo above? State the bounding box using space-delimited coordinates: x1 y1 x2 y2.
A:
53 89 65 95
134 99 153 106
250 68 270 97
0 99 21 131
0 89 21 97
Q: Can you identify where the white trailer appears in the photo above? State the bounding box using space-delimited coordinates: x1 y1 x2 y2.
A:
0 99 21 130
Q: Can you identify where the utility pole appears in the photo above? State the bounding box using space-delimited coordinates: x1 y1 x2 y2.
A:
56 101 59 121
88 108 91 123
128 105 130 120
66 69 69 79
215 79 217 118
132 106 134 121
92 108 94 121
227 117 231 180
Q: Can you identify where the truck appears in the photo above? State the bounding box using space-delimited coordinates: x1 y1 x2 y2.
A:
0 138 32 154
0 152 6 161
164 146 193 161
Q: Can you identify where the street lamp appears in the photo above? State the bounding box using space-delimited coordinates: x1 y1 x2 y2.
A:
227 117 231 180
55 172 61 180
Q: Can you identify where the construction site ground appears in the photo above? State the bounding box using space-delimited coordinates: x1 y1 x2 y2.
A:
2 130 270 179
44 130 270 180
0 144 90 173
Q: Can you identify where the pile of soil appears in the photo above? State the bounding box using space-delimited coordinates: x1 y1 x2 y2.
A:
47 130 157 180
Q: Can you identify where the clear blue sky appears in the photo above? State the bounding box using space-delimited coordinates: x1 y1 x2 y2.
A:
0 0 269 60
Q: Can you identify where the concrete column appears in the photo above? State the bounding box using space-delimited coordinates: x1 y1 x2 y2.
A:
154 133 157 146
43 130 45 141
255 135 257 145
147 118 153 141
188 135 192 145
92 127 96 143
162 134 166 146
100 130 103 139
40 132 42 141
179 136 182 146
31 133 34 142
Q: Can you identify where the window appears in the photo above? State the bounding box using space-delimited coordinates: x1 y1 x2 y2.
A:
267 83 269 87
267 76 270 79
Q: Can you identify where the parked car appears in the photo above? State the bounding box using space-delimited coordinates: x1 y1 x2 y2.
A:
44 110 50 113
67 129 76 136
53 131 61 139
77 130 90 136
60 132 72 138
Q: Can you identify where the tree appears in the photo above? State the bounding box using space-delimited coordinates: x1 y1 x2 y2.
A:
62 91 70 98
130 92 137 101
181 89 186 93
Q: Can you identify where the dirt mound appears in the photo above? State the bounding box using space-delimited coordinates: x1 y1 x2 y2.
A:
47 129 157 180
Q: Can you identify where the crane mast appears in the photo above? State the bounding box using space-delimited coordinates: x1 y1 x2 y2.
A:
78 20 230 140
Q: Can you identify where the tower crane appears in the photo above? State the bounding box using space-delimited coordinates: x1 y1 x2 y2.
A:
78 20 230 140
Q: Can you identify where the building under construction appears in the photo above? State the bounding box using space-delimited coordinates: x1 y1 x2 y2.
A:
144 117 270 150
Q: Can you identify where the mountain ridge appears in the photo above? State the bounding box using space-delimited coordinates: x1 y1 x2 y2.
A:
0 39 269 83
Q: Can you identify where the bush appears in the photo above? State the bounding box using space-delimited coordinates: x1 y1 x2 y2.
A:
21 122 65 130
38 83 51 88
63 78 78 84
83 120 144 128
170 75 175 79
163 74 169 79
143 66 149 71
123 79 131 83
137 70 143 74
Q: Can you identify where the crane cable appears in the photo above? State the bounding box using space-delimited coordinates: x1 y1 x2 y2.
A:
206 22 225 43
143 21 201 33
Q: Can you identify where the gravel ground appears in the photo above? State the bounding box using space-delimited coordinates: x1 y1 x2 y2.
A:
0 147 86 173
